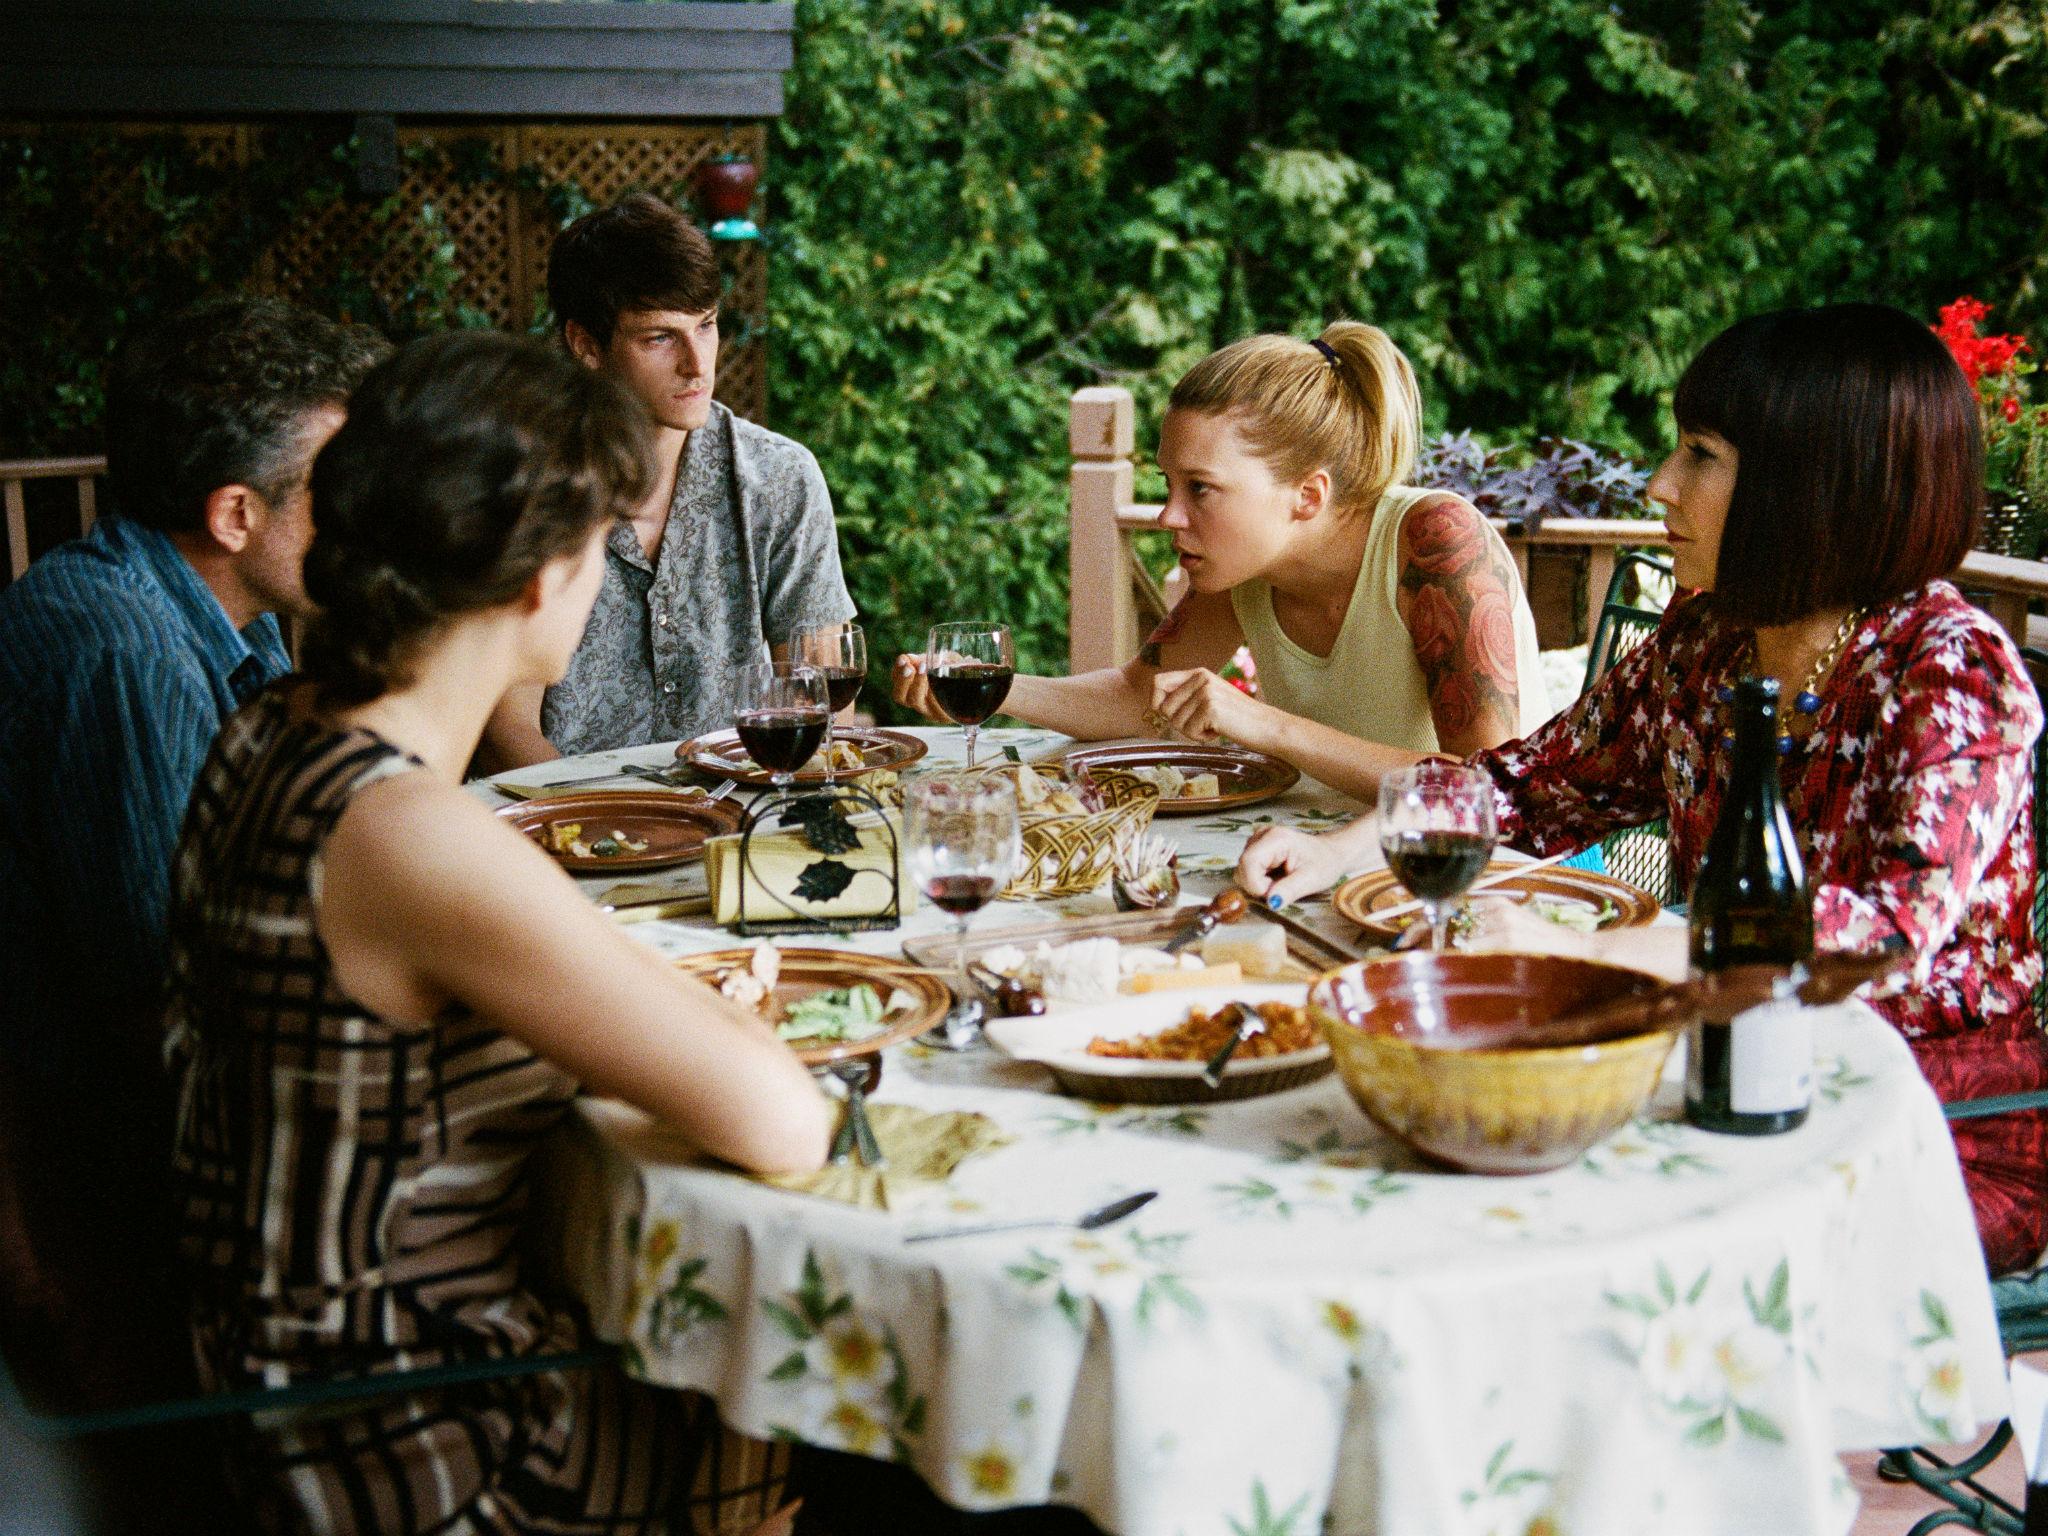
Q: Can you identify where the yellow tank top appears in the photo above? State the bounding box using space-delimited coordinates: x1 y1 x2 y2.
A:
1228 485 1548 754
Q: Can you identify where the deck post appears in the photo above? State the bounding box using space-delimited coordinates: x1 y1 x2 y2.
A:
1586 548 1617 623
1068 387 1138 675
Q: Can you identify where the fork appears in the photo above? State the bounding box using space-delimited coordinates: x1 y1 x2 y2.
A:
639 771 738 802
826 1058 885 1168
511 759 673 794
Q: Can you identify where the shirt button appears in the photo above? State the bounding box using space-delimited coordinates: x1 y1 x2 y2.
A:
662 681 677 695
658 613 673 630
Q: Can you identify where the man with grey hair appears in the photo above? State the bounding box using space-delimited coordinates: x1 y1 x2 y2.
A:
0 295 385 1460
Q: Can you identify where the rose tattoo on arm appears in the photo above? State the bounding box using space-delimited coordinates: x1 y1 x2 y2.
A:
1395 495 1524 754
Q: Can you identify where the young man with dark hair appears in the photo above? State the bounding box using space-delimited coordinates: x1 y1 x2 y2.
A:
0 294 384 1431
480 192 855 766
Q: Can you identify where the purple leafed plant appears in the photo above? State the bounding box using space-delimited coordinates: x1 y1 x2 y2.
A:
1413 432 1655 533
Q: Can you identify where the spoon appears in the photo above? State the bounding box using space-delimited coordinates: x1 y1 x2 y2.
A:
1199 1001 1264 1088
967 960 1047 1018
1163 887 1248 955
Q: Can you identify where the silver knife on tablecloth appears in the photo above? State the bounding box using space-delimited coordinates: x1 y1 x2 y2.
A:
902 1190 1158 1244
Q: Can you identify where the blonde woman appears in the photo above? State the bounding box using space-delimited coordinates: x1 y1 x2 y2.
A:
893 323 1546 800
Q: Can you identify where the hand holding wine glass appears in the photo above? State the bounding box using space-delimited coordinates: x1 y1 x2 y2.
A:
904 773 1022 1049
791 622 867 782
733 660 829 790
1377 762 1498 951
925 622 1014 768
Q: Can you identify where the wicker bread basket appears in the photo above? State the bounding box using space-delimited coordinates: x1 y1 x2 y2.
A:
1002 767 1161 899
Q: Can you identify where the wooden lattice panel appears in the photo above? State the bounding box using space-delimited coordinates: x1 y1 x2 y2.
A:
259 125 520 332
514 123 759 260
12 120 769 423
77 124 247 273
715 340 767 426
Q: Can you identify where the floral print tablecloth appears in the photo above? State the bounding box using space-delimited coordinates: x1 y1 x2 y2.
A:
488 730 2008 1536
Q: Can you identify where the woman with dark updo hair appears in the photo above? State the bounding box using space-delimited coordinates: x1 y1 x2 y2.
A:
1241 302 2048 1275
163 332 831 1534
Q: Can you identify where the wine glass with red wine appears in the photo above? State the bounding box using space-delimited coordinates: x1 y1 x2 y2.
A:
1377 762 1498 952
733 661 830 790
791 622 867 783
925 622 1015 769
904 774 1022 1048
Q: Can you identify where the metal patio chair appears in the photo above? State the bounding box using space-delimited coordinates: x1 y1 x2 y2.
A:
1580 553 1679 905
1870 645 2048 1533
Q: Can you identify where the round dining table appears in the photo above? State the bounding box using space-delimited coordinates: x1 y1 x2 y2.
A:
475 726 2008 1536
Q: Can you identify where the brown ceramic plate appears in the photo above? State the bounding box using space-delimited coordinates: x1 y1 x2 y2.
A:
1056 741 1300 816
1332 861 1660 941
497 790 743 874
676 726 928 786
670 947 951 1065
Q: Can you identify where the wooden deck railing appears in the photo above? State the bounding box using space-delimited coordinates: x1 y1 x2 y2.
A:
1068 387 2048 668
2 456 105 584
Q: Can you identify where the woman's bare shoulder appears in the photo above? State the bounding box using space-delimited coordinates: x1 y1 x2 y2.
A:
325 770 544 892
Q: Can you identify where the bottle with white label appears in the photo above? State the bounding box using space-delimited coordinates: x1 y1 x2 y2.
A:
1685 676 1814 1135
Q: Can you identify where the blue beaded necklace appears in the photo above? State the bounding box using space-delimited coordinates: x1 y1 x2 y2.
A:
1718 607 1866 755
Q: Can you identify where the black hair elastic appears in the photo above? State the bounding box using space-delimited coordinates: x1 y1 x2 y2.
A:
1310 337 1341 370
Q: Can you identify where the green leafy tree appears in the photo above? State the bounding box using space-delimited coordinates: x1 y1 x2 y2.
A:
764 0 2048 696
5 3 2046 685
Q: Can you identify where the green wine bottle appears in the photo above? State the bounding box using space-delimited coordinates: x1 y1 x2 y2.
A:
1685 676 1814 1135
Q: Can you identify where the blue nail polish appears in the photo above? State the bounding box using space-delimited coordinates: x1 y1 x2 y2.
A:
1266 893 1284 910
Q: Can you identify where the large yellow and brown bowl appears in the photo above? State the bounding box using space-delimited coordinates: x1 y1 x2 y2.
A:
1309 952 1676 1174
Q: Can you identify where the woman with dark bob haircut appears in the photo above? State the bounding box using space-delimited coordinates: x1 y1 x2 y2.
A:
1240 302 2048 1274
163 332 831 1534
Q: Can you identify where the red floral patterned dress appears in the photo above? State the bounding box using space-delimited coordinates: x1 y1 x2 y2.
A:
1472 581 2048 1275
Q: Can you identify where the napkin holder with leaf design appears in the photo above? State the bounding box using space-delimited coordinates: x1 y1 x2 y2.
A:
705 787 913 932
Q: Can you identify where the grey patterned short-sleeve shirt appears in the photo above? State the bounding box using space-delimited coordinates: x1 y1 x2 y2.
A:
542 401 856 754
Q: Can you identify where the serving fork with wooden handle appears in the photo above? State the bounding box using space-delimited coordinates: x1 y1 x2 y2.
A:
1527 945 1912 1050
1163 888 1247 955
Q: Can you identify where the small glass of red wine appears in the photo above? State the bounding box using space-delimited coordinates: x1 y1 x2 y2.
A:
925 622 1015 769
733 660 830 789
792 622 867 783
904 774 1022 1048
1377 762 1498 951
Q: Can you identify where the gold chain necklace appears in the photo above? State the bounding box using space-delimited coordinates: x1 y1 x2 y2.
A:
1719 607 1866 755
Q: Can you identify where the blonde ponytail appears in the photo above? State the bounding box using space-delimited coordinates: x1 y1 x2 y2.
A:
1167 320 1422 513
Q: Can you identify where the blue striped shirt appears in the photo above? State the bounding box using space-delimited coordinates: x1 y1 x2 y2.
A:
0 515 290 1057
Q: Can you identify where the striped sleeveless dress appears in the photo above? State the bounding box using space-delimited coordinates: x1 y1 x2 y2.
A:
165 689 691 1534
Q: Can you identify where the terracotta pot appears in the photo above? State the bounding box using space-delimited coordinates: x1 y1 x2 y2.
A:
696 156 758 220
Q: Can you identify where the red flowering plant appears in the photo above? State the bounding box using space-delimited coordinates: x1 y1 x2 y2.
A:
1934 296 2048 514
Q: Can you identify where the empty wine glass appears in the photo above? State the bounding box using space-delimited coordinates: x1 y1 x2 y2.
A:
732 661 829 790
924 622 1014 769
791 622 867 783
1377 761 1499 951
904 774 1022 1049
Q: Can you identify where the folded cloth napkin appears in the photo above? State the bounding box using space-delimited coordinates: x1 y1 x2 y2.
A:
704 810 914 925
764 1103 1009 1211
